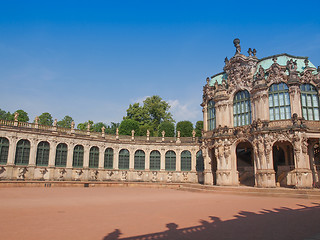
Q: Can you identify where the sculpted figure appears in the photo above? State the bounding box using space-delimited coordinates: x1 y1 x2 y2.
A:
233 38 241 54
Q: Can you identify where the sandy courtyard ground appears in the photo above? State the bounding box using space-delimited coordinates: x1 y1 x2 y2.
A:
0 187 319 240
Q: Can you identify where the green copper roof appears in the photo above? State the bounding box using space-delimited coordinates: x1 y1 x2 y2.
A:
209 72 227 86
256 53 316 74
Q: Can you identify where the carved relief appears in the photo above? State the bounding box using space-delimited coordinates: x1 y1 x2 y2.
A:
182 172 188 181
167 172 173 183
0 166 6 179
18 167 28 180
266 61 287 84
58 168 66 180
90 170 99 181
152 171 157 182
75 169 83 181
39 168 48 180
121 171 127 181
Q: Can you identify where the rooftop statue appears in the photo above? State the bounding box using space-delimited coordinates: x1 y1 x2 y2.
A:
233 38 241 55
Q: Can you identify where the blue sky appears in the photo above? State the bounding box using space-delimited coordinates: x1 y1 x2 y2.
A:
0 0 319 126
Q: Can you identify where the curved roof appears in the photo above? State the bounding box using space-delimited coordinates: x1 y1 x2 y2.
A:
256 53 316 74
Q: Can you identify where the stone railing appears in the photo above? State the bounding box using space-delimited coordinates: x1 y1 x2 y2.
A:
0 119 198 143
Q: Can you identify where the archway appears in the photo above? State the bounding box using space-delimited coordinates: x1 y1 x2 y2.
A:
272 141 294 187
236 141 254 186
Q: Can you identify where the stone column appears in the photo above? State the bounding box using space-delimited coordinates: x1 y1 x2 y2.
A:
160 148 166 171
203 105 208 131
129 148 134 170
48 140 57 180
176 150 181 171
98 147 104 169
28 138 38 166
191 149 196 172
7 136 17 166
145 149 150 170
83 144 90 168
65 142 75 180
289 85 302 117
308 142 319 184
113 147 119 170
202 146 213 185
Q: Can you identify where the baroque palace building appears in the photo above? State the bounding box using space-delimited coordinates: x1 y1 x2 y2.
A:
201 39 320 188
0 118 202 183
0 39 320 188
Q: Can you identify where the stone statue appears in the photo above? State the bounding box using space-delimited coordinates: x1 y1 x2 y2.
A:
233 38 241 54
116 128 119 135
131 129 135 137
253 49 257 57
177 131 180 138
34 116 39 124
14 112 19 121
192 129 196 138
248 48 252 56
304 58 309 67
87 122 91 131
101 126 105 132
53 119 57 127
71 121 75 129
147 129 150 137
162 130 165 138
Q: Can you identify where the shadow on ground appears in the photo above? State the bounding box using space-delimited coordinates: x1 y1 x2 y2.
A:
103 203 320 240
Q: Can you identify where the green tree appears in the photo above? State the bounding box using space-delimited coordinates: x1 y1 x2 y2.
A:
14 109 29 122
139 124 154 137
92 122 107 132
105 122 120 134
57 115 73 128
119 119 140 136
77 120 94 131
124 95 174 134
158 121 175 137
38 112 53 126
195 121 203 137
176 121 193 137
0 109 12 120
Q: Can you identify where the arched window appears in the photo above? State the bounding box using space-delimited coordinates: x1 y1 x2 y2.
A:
55 143 67 167
36 141 50 166
73 145 84 168
181 150 191 171
165 151 176 171
119 149 129 169
233 90 251 127
196 151 204 172
0 137 9 165
104 148 113 169
300 84 320 120
134 150 145 170
150 150 160 170
269 83 291 120
89 146 99 168
15 139 30 165
207 100 215 130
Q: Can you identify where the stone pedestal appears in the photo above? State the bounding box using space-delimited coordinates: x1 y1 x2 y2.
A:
203 170 213 185
255 170 276 188
216 170 234 186
292 169 313 188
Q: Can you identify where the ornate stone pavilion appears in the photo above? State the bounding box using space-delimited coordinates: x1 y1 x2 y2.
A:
201 39 320 188
0 117 201 183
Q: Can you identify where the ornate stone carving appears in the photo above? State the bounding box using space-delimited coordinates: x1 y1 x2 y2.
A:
75 169 83 181
91 170 99 180
300 70 314 84
58 168 66 180
152 171 157 182
0 166 6 179
266 61 287 84
182 172 188 181
39 168 48 180
167 172 173 183
121 171 127 181
18 167 28 180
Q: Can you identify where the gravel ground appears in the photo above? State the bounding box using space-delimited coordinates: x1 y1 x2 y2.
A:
0 187 319 240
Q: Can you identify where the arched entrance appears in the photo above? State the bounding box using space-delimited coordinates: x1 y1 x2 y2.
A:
236 141 254 186
196 150 204 184
272 141 294 187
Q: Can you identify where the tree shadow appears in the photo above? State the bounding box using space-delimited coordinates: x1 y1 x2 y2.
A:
103 203 320 240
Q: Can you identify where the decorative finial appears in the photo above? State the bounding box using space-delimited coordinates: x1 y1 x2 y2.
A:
206 77 210 85
247 48 252 56
253 49 257 57
233 38 241 55
272 57 277 63
224 57 229 63
318 66 320 73
304 58 309 67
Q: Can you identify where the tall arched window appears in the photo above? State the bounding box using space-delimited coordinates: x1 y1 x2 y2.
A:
181 150 191 171
165 150 176 171
196 151 204 172
89 146 99 168
36 141 50 166
73 145 84 168
233 90 251 127
207 100 215 130
119 149 129 169
150 150 160 170
300 84 320 120
269 83 291 120
134 150 145 170
0 137 9 165
15 139 30 165
104 148 113 169
55 143 67 167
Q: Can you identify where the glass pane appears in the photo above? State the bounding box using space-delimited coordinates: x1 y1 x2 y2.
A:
307 95 312 107
308 108 313 120
270 109 274 121
279 93 284 106
301 94 306 106
274 95 279 106
275 108 280 120
280 107 285 119
286 106 291 119
312 95 319 107
269 95 273 107
314 108 320 121
285 93 290 105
